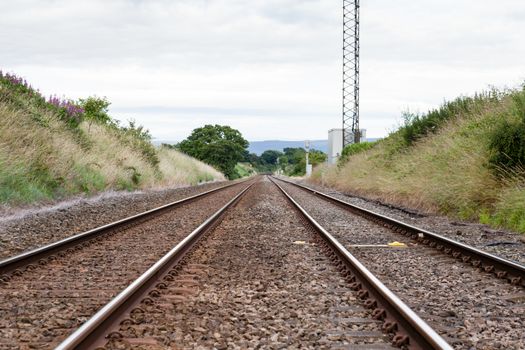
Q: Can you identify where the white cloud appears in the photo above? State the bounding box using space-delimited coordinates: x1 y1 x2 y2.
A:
1 0 524 141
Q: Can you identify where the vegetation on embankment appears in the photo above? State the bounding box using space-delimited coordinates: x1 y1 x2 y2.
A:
311 85 525 233
0 71 224 205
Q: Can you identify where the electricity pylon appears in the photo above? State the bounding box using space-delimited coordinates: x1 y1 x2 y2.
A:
342 0 360 147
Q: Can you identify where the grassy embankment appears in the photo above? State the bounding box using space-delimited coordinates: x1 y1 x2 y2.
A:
311 85 525 233
234 162 256 178
0 71 224 205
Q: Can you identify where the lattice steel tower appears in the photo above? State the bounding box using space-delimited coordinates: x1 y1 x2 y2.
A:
342 0 360 146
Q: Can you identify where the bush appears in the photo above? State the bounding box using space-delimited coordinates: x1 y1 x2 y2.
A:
488 120 525 171
488 90 525 172
79 96 111 126
397 92 501 147
339 141 377 165
73 164 106 193
117 120 160 169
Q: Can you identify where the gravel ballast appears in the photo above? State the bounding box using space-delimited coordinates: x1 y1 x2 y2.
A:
105 177 395 350
0 180 244 260
277 178 525 350
297 178 525 265
0 182 250 349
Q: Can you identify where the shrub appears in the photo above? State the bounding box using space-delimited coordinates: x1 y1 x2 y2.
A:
488 120 525 171
79 96 111 126
0 159 62 204
397 92 501 147
117 120 160 169
339 141 377 165
1 70 85 127
487 89 525 172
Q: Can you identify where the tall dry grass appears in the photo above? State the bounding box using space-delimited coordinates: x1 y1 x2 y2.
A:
157 147 225 186
0 96 225 205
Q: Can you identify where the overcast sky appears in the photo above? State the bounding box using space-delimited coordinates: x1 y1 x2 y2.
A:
2 0 524 141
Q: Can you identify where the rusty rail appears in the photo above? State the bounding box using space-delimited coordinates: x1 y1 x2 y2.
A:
269 176 453 350
272 176 525 287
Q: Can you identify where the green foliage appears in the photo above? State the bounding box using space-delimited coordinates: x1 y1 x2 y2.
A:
178 124 249 179
0 70 227 206
79 96 112 125
0 160 59 204
233 163 255 178
397 92 501 147
289 149 326 176
245 152 260 164
479 186 525 233
312 84 525 233
72 164 106 193
487 89 525 172
125 166 142 185
488 120 525 171
309 150 327 165
0 159 110 204
339 141 377 165
117 120 160 169
246 150 284 173
161 143 179 150
260 150 283 165
256 147 327 176
196 172 215 184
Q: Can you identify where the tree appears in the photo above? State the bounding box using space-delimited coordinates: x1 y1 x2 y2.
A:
178 125 249 179
246 152 260 164
279 148 327 176
309 149 327 165
78 96 111 126
283 147 306 164
260 150 283 165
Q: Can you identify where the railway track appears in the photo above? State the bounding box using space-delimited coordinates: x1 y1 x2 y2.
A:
0 179 254 349
272 176 525 349
46 176 451 349
1 175 522 349
272 176 525 286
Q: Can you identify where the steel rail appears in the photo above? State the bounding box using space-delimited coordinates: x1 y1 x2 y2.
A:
273 176 525 287
0 179 251 276
269 176 452 350
55 182 254 350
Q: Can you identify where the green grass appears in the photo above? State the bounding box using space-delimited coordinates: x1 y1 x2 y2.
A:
234 163 255 178
72 164 106 194
0 159 57 203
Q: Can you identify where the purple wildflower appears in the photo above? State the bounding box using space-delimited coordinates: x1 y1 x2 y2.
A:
1 70 85 123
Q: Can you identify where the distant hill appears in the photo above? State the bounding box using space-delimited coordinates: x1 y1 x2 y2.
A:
248 138 379 155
